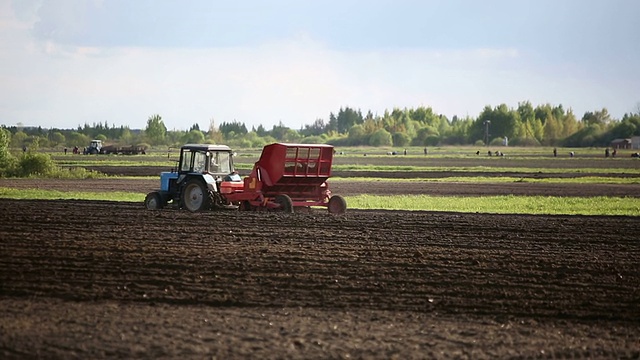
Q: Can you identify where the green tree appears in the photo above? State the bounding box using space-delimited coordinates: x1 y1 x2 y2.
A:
368 129 392 147
145 114 167 145
582 108 612 127
16 152 57 177
120 128 133 145
543 115 562 145
182 129 205 144
301 118 327 137
347 124 367 145
219 121 248 138
336 107 363 133
412 126 439 146
0 128 17 176
11 131 28 148
207 119 224 144
560 110 580 138
392 132 411 147
48 131 66 147
67 132 91 148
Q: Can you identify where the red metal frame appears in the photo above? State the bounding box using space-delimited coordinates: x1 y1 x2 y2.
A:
223 143 335 208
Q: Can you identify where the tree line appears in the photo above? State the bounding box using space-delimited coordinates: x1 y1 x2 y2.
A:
2 102 640 150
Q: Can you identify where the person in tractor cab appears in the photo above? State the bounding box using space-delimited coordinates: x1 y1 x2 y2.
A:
209 155 219 173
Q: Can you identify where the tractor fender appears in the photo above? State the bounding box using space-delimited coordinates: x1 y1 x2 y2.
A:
201 174 218 193
176 174 218 193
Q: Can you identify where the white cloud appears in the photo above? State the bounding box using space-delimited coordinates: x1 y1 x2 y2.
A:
1 1 638 131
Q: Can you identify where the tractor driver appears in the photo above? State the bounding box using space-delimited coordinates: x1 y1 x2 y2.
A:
209 154 219 173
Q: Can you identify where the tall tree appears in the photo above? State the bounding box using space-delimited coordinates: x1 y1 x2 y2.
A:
183 129 205 144
336 107 363 133
0 128 16 175
145 114 167 145
48 131 66 147
207 118 224 144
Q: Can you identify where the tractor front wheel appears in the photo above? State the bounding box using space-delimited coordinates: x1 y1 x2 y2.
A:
274 194 294 213
328 195 347 214
182 180 210 212
145 191 164 210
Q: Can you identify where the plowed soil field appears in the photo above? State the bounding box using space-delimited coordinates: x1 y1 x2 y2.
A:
1 192 640 358
2 155 640 359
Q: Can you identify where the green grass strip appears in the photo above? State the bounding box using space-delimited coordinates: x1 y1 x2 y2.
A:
346 194 640 216
330 165 640 174
57 160 174 167
0 187 144 202
330 176 640 184
2 188 639 216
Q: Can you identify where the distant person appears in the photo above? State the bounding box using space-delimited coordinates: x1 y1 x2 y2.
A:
64 147 68 155
424 147 428 155
612 149 617 157
569 151 575 158
22 146 27 153
403 149 407 155
605 148 610 158
553 148 557 157
476 150 480 155
488 150 492 156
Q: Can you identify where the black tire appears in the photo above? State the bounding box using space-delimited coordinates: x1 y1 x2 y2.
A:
145 191 164 210
328 195 347 214
240 200 255 211
274 194 294 213
181 180 210 212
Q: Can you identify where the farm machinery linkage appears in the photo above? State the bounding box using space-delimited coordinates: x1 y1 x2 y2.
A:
144 142 347 214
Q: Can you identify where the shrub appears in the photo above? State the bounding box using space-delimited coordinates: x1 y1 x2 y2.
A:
369 129 393 147
0 128 17 177
424 135 440 146
16 152 58 177
392 132 411 147
300 135 325 144
489 137 505 146
510 137 541 147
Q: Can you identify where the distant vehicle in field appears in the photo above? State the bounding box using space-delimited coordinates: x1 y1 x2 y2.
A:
144 143 346 214
100 144 146 155
83 139 146 155
84 140 103 154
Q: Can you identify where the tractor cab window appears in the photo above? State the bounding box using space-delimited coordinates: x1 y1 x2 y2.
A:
193 151 207 173
181 151 193 172
212 152 232 174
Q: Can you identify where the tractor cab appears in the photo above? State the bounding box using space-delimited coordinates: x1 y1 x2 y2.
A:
150 143 241 211
84 139 103 154
178 144 235 176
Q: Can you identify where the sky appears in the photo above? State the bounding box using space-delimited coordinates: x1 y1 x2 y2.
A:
1 0 639 131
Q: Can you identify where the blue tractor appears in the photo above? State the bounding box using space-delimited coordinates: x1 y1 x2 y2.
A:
144 144 241 212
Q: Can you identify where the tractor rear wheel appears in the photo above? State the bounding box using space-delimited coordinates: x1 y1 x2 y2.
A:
240 200 255 211
145 191 164 210
182 180 210 212
328 195 347 214
274 194 294 213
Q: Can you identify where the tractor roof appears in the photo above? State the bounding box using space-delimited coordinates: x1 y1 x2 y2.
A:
181 144 232 152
